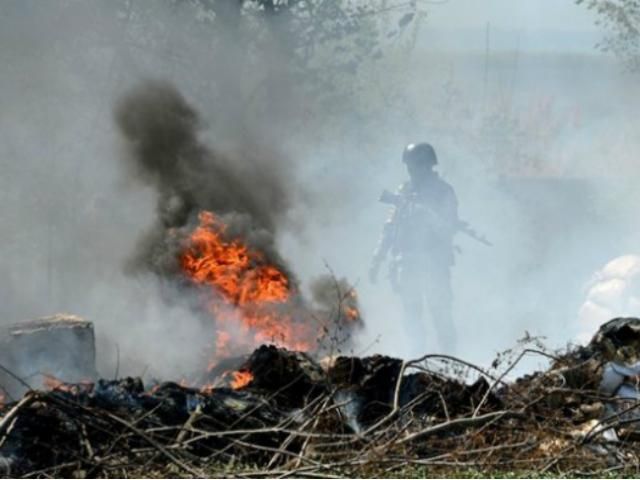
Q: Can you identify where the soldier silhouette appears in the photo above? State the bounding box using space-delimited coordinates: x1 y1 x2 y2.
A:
370 143 459 353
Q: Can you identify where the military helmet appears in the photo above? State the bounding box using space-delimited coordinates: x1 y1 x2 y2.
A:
402 143 437 166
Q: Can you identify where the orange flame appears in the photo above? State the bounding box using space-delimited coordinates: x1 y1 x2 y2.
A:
42 374 93 394
200 383 216 395
230 370 254 389
43 373 66 391
180 211 315 363
198 370 253 392
345 306 359 320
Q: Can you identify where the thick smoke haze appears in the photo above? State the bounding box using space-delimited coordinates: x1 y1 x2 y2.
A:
1 0 640 379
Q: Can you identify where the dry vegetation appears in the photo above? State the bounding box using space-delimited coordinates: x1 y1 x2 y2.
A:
2 319 640 478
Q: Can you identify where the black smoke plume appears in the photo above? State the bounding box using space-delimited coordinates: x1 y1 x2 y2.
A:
114 80 294 279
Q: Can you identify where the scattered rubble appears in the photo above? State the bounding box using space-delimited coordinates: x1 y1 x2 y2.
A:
3 318 640 477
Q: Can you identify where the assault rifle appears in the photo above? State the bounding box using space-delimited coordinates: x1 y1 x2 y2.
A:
379 189 492 247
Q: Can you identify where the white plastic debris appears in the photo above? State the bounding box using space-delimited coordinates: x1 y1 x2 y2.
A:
577 255 640 344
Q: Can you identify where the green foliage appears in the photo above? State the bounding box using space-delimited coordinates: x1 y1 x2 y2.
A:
577 0 640 70
187 0 419 102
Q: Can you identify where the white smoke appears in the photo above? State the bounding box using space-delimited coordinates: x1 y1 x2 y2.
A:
2 0 640 378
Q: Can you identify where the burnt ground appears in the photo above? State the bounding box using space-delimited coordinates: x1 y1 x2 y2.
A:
2 320 640 478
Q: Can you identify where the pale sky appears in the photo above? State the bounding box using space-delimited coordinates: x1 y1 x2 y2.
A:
417 0 602 51
424 0 598 32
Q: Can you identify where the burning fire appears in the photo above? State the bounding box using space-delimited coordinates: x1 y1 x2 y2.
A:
230 370 254 389
199 369 254 393
42 374 93 394
42 373 63 391
180 210 363 373
180 211 316 363
345 304 359 321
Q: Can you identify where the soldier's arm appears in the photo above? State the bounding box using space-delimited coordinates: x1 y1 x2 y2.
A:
374 209 397 260
442 184 460 234
369 205 398 282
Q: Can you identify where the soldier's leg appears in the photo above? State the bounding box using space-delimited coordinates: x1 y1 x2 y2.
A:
398 259 428 354
425 260 456 353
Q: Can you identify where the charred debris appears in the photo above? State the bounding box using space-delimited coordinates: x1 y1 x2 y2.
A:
2 317 640 477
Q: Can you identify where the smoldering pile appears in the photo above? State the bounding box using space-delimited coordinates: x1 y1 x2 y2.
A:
115 81 362 362
4 319 640 477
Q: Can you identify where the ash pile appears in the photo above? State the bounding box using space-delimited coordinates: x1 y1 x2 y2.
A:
3 319 640 477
